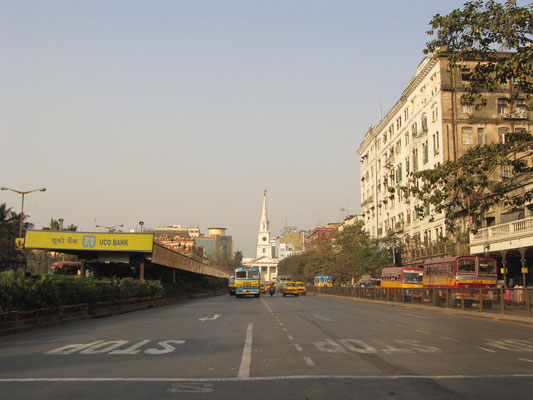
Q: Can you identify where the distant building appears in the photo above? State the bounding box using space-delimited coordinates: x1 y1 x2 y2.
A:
305 223 340 250
243 191 279 282
274 226 306 259
195 228 232 263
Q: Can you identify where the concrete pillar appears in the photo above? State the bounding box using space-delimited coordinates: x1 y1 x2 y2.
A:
519 248 528 288
140 260 145 282
173 269 176 283
500 250 508 288
80 260 86 277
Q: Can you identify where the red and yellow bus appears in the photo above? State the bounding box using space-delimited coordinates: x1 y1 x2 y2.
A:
423 255 498 308
380 267 423 300
380 267 423 288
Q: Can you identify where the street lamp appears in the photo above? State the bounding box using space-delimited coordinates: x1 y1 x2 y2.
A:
139 221 144 232
1 186 46 239
96 224 124 232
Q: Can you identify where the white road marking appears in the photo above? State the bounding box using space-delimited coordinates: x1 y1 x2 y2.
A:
278 323 284 326
442 337 459 342
400 312 432 319
4 374 533 382
477 347 496 353
381 320 389 323
167 383 213 393
416 330 430 335
46 341 104 355
287 335 294 340
518 358 533 363
238 323 253 379
294 344 303 352
314 314 331 321
110 340 151 355
304 357 315 366
396 324 406 328
199 314 221 322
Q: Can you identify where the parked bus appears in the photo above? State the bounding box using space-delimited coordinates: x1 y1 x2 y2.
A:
234 266 261 298
381 267 423 301
314 276 333 287
423 255 498 308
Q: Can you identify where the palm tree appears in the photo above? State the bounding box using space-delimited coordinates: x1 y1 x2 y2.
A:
66 224 77 231
49 219 60 231
0 203 32 238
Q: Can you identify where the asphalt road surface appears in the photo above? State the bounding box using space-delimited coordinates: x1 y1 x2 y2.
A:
1 292 533 399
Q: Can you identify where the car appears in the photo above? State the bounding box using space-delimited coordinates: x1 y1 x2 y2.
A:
295 281 306 296
283 282 299 297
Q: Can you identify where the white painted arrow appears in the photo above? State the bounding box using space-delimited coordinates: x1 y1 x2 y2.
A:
198 314 221 322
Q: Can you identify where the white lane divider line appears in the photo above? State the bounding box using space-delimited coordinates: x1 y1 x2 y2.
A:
304 357 315 366
281 328 288 332
278 323 284 327
314 314 331 321
477 347 496 353
238 323 253 379
416 330 430 335
288 335 294 341
381 320 389 323
294 344 303 352
396 324 406 328
401 313 432 319
442 337 459 342
518 358 533 363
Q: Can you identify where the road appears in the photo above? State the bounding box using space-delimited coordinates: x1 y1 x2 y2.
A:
1 292 533 399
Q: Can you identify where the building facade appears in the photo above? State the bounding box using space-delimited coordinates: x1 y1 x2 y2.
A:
357 54 532 278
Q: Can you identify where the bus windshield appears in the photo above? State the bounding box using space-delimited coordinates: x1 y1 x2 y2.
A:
403 272 422 284
458 258 476 273
236 270 259 279
479 258 496 274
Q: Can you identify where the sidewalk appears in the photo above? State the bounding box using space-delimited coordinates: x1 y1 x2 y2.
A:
313 292 533 327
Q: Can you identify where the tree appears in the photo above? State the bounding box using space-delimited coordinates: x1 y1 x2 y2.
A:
426 0 532 110
402 0 533 236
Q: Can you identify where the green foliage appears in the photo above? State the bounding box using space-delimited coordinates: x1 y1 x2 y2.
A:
426 0 533 109
400 1 533 236
0 272 226 312
277 222 392 284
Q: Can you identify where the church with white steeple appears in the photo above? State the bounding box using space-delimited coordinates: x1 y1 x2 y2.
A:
242 191 279 282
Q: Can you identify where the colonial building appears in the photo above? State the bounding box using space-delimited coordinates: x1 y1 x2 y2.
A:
357 54 532 284
305 223 340 251
243 191 279 282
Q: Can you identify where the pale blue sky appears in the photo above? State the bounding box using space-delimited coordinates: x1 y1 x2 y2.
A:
2 0 471 257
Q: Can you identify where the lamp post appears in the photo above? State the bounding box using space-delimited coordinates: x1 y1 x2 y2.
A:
1 186 46 239
96 224 124 232
139 221 144 232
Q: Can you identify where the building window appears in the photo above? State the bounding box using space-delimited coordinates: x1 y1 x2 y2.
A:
461 68 471 82
396 164 403 183
395 140 401 154
421 113 428 132
498 127 509 143
404 132 410 146
412 122 418 137
478 128 486 145
498 98 509 116
422 141 429 164
433 131 440 155
405 157 410 174
461 102 473 113
412 149 419 171
462 127 473 145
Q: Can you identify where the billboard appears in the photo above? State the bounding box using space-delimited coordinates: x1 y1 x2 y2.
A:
25 231 154 252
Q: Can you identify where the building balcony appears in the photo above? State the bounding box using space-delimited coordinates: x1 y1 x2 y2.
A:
469 216 533 254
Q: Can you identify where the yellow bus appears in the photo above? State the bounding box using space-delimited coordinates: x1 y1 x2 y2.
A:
314 276 333 287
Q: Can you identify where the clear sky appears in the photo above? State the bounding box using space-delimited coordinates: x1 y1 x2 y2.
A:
2 0 471 257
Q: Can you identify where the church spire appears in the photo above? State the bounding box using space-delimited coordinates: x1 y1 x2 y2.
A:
260 190 269 231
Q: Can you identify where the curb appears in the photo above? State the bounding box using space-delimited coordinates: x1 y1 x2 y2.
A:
311 292 533 327
0 290 227 337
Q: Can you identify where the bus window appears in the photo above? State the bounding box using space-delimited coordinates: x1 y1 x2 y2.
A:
403 270 423 284
479 258 496 274
248 270 259 279
236 271 247 279
458 258 476 272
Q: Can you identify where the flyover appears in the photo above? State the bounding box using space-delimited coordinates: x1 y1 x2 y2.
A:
24 230 230 281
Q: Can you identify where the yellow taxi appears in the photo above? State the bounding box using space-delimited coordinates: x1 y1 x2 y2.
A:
295 281 306 296
283 281 300 297
260 283 268 294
